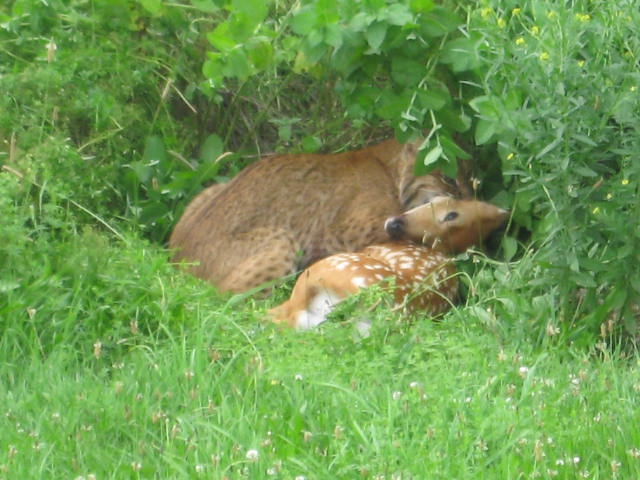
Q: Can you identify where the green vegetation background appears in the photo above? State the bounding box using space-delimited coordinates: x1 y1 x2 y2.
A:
1 0 640 478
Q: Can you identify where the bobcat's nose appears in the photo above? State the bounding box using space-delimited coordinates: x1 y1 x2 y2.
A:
384 216 406 240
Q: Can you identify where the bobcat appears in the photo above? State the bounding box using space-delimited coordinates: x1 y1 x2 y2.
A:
170 138 462 293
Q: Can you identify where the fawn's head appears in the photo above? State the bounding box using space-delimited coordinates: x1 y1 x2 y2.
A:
384 196 509 254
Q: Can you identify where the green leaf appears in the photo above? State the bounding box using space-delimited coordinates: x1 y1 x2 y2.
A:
417 88 448 111
381 4 414 26
375 91 411 120
247 39 274 71
191 0 220 13
291 7 318 35
143 136 167 164
307 27 324 48
612 93 637 125
140 0 163 15
436 109 471 133
226 49 251 80
300 40 329 64
469 95 501 120
391 56 424 87
571 271 598 288
422 144 443 167
440 134 471 160
324 23 343 48
207 24 238 52
302 135 322 152
501 236 518 261
129 161 153 183
293 50 314 73
332 39 366 74
278 124 292 142
232 0 268 25
365 21 387 51
441 36 483 72
573 165 598 178
475 119 497 145
200 134 224 163
469 95 489 114
421 6 460 37
349 12 374 32
410 0 434 14
571 132 598 147
139 202 170 224
202 56 224 86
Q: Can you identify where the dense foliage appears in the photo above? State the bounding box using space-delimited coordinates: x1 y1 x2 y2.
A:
468 3 640 343
2 0 640 478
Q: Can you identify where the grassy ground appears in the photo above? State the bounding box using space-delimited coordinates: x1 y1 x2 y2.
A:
3 268 640 478
2 0 640 479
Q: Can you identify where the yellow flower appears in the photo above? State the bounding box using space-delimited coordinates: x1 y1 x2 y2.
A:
631 86 637 92
497 18 506 28
507 153 515 160
531 26 540 36
512 8 521 15
578 60 586 67
575 13 591 22
515 37 525 45
606 193 613 200
481 7 493 18
539 52 550 61
592 206 600 215
622 179 630 185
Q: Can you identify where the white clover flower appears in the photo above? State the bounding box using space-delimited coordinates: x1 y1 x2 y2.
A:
246 449 259 462
628 447 640 458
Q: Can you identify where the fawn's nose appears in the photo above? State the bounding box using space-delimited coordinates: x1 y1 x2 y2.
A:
384 216 406 239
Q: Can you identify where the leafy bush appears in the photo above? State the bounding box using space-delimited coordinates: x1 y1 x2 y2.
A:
203 0 473 176
463 3 640 342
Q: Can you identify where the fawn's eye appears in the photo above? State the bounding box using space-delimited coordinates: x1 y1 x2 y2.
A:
443 211 459 222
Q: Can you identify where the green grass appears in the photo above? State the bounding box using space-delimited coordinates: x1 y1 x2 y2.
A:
2 0 640 478
3 299 640 478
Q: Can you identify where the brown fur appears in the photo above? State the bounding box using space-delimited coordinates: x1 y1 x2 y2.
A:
169 138 460 293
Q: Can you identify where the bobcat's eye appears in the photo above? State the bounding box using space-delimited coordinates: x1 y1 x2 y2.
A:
443 211 459 222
